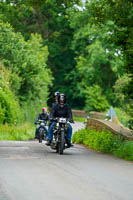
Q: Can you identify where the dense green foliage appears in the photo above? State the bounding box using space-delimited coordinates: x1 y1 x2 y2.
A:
72 128 120 153
0 22 52 103
85 85 110 112
73 116 86 122
114 141 133 161
128 119 133 130
0 63 21 124
0 0 132 126
0 123 34 140
114 107 131 127
72 128 133 161
0 21 52 123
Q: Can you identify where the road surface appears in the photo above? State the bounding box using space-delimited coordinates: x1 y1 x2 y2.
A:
0 122 133 200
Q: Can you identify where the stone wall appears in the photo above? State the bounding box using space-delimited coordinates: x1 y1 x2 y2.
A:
72 110 88 118
86 118 133 141
89 112 106 120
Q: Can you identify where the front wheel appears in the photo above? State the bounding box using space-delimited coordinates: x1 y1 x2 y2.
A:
39 129 43 143
56 145 59 153
59 130 65 155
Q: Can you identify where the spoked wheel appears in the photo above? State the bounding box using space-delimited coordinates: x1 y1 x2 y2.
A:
43 130 47 141
39 129 43 143
59 130 65 155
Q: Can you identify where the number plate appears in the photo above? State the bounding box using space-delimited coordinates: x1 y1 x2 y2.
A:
40 122 45 126
59 118 66 123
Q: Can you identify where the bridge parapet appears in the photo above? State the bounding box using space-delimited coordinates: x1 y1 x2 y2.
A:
86 118 133 141
72 110 88 118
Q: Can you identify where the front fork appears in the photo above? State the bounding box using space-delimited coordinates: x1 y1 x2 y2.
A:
58 125 67 145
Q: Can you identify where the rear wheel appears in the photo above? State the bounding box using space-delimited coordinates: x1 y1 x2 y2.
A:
43 130 47 141
59 130 65 155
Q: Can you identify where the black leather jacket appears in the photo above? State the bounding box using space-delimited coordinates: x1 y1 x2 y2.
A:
35 113 49 124
50 103 73 121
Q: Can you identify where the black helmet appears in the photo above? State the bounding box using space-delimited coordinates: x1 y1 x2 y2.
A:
59 93 66 103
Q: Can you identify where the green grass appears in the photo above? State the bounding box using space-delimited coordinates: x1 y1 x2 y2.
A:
0 123 35 141
113 141 133 161
72 128 133 161
73 116 86 122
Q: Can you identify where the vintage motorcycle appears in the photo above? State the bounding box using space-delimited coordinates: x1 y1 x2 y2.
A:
37 120 48 143
50 117 73 155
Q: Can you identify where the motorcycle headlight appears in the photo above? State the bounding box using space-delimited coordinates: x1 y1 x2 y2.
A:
40 122 45 126
59 118 66 123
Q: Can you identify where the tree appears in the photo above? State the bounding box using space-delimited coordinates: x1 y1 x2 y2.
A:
67 0 133 110
0 0 132 111
83 0 133 100
0 22 52 104
0 0 81 107
85 85 110 112
0 62 21 124
114 74 133 116
68 7 124 107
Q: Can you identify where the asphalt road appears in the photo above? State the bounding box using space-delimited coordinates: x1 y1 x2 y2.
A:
0 122 133 200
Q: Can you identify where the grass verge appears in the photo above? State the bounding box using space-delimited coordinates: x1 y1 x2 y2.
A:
0 123 35 141
73 116 86 122
72 128 133 161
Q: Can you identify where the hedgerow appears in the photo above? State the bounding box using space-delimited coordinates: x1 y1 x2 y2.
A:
0 123 34 141
72 128 133 161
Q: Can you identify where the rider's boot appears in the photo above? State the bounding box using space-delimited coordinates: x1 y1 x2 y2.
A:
66 140 74 148
46 140 51 146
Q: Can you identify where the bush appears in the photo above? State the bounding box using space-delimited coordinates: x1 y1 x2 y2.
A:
114 107 131 127
0 22 52 111
72 128 133 161
0 123 34 140
85 85 110 112
0 89 21 124
85 129 117 153
113 141 133 161
72 128 88 144
73 128 118 153
0 63 21 124
128 119 133 130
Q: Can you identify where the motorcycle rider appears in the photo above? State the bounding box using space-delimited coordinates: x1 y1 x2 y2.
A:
34 107 49 139
52 91 60 108
48 91 60 128
46 94 74 147
54 91 60 103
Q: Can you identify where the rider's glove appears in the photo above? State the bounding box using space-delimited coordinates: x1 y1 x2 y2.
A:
69 119 74 123
49 118 53 122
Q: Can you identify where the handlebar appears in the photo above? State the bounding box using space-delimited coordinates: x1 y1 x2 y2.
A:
50 117 74 124
35 120 47 125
